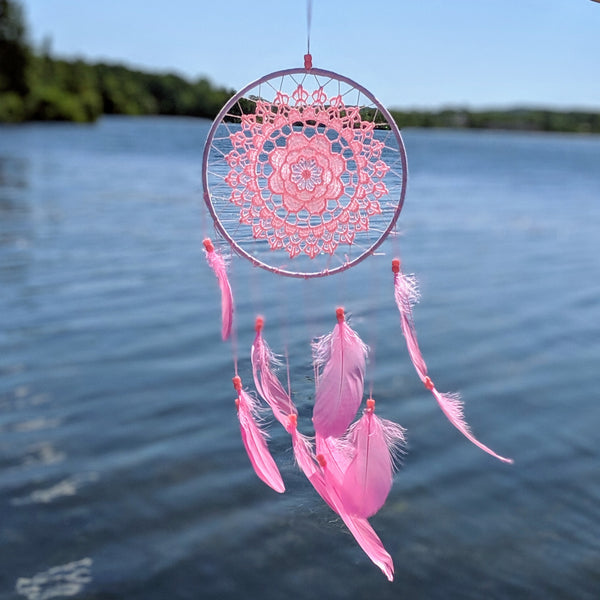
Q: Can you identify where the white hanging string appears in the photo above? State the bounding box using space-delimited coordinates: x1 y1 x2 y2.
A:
306 0 313 55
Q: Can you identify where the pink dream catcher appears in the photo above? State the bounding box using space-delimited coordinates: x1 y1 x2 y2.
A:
201 52 512 581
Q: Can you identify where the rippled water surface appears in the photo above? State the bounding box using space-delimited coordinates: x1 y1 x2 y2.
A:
1 117 599 599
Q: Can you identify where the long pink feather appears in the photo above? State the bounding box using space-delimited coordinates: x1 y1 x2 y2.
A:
312 308 368 438
287 415 394 581
428 382 513 463
337 509 395 582
233 376 285 493
392 261 427 379
251 317 297 427
340 399 406 518
392 258 513 464
203 238 233 341
287 415 337 515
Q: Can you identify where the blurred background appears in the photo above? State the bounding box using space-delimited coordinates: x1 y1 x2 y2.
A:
1 1 599 599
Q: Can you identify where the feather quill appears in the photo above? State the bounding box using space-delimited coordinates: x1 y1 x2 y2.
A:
203 238 233 341
251 317 297 427
233 376 285 493
312 308 368 438
392 259 513 464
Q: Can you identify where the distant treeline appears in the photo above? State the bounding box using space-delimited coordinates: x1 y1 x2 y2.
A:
358 106 600 134
1 53 236 122
389 108 600 134
1 0 599 133
0 0 234 123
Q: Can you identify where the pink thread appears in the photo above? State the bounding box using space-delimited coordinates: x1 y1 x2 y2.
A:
225 84 389 259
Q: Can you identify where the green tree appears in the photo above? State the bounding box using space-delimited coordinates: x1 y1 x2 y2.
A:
0 0 30 95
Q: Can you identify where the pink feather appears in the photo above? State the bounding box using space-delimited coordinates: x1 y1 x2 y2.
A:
233 376 285 493
392 259 513 464
203 238 233 341
340 399 406 518
287 416 394 581
287 415 337 513
338 511 395 582
304 444 396 581
315 433 352 488
288 421 317 479
251 317 297 427
429 383 513 464
312 308 368 438
392 263 427 379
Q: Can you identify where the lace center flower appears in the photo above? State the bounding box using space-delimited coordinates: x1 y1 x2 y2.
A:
290 158 323 192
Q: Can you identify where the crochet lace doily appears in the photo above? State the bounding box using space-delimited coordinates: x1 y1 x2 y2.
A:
203 68 407 277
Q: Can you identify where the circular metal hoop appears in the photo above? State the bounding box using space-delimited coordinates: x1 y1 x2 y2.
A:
202 66 408 278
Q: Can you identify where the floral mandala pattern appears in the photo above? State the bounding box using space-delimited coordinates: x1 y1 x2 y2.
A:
225 84 390 259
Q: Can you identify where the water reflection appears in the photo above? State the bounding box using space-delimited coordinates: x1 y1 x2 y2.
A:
9 417 62 433
21 442 66 467
11 473 99 506
0 386 50 417
15 558 93 600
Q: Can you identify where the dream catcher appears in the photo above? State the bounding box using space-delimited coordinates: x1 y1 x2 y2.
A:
201 7 511 581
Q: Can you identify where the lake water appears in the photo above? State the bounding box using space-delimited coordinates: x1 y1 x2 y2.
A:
0 117 599 599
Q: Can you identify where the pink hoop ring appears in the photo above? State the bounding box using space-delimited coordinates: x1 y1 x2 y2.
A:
202 65 408 278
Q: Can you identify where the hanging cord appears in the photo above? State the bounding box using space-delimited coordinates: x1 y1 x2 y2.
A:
306 0 312 54
304 0 313 69
231 305 240 377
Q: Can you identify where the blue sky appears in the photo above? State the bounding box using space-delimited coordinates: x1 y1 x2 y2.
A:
21 0 600 110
